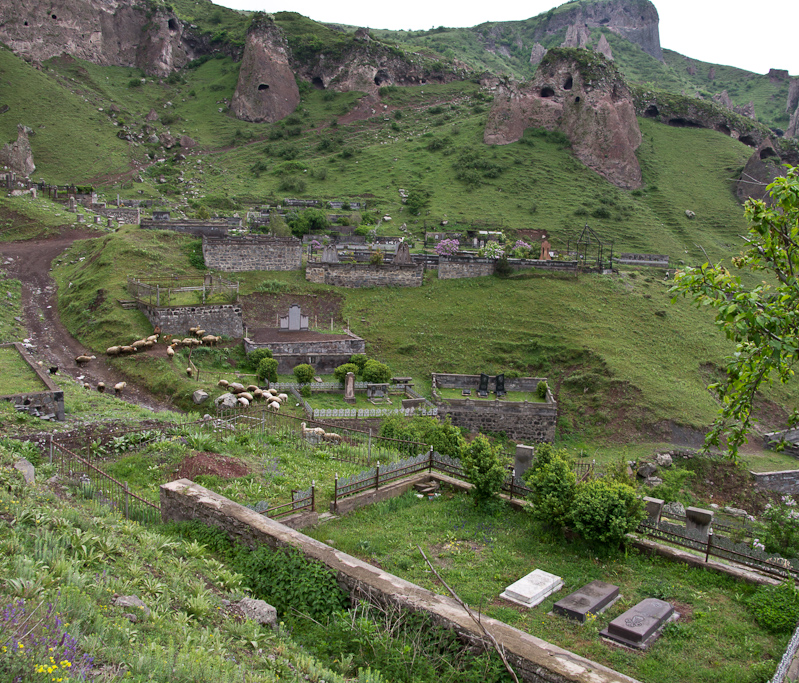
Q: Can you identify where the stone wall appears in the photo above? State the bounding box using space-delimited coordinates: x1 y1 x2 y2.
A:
0 343 65 421
94 207 141 224
438 257 579 279
140 219 230 238
203 236 302 271
306 262 424 287
244 334 366 373
750 470 799 495
432 373 556 442
160 479 639 683
138 303 244 337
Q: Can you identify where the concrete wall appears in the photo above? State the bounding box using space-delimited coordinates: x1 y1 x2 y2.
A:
244 334 366 374
0 343 65 420
160 479 640 683
306 262 424 287
141 219 230 237
203 236 302 272
432 374 556 442
750 470 799 495
138 303 244 338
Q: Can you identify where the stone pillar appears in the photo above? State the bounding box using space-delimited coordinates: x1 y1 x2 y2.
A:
94 215 102 225
514 444 535 480
685 506 714 540
643 497 664 523
107 217 114 228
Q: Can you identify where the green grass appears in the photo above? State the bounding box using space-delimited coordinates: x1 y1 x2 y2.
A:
435 388 544 402
305 489 783 683
0 347 46 395
0 274 24 343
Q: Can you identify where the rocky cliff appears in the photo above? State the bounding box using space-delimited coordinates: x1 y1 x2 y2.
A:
735 139 799 204
0 124 35 176
0 0 201 76
484 48 642 189
532 0 662 61
231 17 299 124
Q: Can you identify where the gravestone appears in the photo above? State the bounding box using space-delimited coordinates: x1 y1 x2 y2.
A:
540 238 552 261
94 215 102 224
280 304 309 332
366 383 388 404
600 598 676 649
68 196 77 213
553 580 619 623
107 218 113 228
321 245 339 263
643 497 664 523
76 214 85 223
344 372 356 404
393 241 412 265
495 373 506 397
478 373 489 397
153 210 170 221
501 569 563 608
685 506 714 540
514 444 535 480
401 397 426 409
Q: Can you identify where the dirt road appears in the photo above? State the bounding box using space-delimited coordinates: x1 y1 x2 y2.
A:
0 228 175 413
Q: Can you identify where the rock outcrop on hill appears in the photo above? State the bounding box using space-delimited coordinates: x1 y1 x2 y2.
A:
0 0 202 76
231 18 300 124
0 124 35 176
735 139 799 204
531 0 662 61
484 49 642 189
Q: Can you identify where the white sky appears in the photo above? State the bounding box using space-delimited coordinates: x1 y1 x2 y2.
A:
213 0 799 76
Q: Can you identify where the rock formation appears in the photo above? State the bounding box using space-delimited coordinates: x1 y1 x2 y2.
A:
529 43 547 66
596 34 614 61
735 139 799 204
231 17 300 124
531 0 662 61
0 124 35 176
712 90 734 110
0 0 204 76
484 49 642 189
788 79 799 115
562 25 591 49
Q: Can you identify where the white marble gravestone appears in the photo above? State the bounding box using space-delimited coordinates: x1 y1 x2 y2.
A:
500 569 563 608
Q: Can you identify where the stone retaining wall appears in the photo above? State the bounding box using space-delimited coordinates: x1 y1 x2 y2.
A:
141 219 230 237
306 262 424 287
160 479 640 683
203 236 302 271
0 343 65 421
138 303 244 337
244 334 366 373
438 257 580 279
94 207 141 224
750 469 799 495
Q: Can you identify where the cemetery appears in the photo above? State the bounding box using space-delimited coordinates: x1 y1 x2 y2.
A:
0 342 65 420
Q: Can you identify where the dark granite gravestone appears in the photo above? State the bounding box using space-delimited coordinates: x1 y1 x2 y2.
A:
495 373 506 397
553 580 619 623
461 389 471 396
600 598 675 649
478 373 489 397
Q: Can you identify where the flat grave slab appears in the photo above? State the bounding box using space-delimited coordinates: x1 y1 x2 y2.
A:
600 598 676 649
553 580 620 623
501 569 563 608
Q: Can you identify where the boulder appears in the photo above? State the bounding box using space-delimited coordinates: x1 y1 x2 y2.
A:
192 389 209 405
655 453 673 468
146 108 159 122
214 392 238 410
238 597 277 629
637 462 658 478
529 43 547 66
724 506 749 518
0 124 35 176
159 132 177 149
13 458 34 484
112 595 150 617
644 476 663 487
180 135 197 149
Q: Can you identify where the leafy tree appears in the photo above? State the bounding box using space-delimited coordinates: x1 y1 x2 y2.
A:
405 187 431 216
293 363 315 384
523 443 576 528
269 211 291 237
461 434 506 504
288 208 329 237
378 415 421 456
361 359 391 384
568 479 642 546
415 415 465 459
257 357 278 383
349 354 368 374
671 167 799 458
246 348 273 371
333 362 358 385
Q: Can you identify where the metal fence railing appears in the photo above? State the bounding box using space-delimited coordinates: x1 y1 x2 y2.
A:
771 620 799 683
246 484 315 520
127 275 239 306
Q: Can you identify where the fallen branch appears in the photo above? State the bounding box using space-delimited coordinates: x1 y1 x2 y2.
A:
417 545 519 683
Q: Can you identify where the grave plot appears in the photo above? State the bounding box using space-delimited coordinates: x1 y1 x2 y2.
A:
553 580 620 623
600 598 677 650
501 569 564 608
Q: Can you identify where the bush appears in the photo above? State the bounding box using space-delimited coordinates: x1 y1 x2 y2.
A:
523 444 576 529
379 415 422 455
461 434 506 504
128 78 142 88
494 254 512 277
350 354 368 374
569 480 643 546
333 363 358 385
758 496 799 558
362 359 391 384
536 381 548 399
749 582 799 633
293 363 315 384
369 251 384 265
246 348 273 371
414 415 465 459
257 358 278 383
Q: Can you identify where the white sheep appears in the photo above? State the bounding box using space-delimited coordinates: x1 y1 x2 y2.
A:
166 346 175 359
278 393 288 402
268 400 280 411
238 397 250 408
114 381 126 396
75 354 96 366
217 379 229 388
322 432 343 443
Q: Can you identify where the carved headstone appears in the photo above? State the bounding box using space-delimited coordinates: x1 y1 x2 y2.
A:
514 444 535 480
68 196 77 213
501 569 563 608
344 372 356 404
685 506 714 540
553 580 619 622
600 598 676 649
280 304 308 331
393 241 412 265
321 245 339 263
540 239 551 261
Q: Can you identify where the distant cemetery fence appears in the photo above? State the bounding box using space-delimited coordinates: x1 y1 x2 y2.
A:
127 275 239 306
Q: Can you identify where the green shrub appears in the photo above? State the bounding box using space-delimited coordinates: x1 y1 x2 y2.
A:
127 78 142 88
362 359 391 384
569 479 643 546
461 434 506 504
293 363 315 384
415 415 464 459
494 255 512 277
246 348 273 371
757 495 799 558
378 415 421 455
350 354 368 374
749 582 799 633
523 444 576 529
300 385 311 398
257 358 278 383
333 363 358 385
536 381 548 399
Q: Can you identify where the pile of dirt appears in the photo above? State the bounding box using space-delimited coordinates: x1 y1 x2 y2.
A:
175 452 250 480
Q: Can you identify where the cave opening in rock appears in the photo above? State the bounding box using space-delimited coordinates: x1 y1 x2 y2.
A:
574 96 581 103
168 18 178 31
258 83 270 91
563 76 573 90
51 14 57 19
760 146 778 160
312 77 325 90
540 86 555 98
23 20 28 25
715 124 731 136
667 118 703 128
739 135 756 147
644 104 659 117
374 70 390 86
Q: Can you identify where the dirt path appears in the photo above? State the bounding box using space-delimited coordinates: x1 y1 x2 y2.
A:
0 228 175 413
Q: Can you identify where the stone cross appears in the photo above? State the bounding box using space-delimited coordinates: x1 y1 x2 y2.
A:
540 239 552 261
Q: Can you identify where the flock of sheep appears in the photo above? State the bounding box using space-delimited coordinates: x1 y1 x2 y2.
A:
217 379 288 411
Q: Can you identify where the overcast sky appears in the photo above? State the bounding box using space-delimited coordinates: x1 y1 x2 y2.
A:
213 0 798 76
